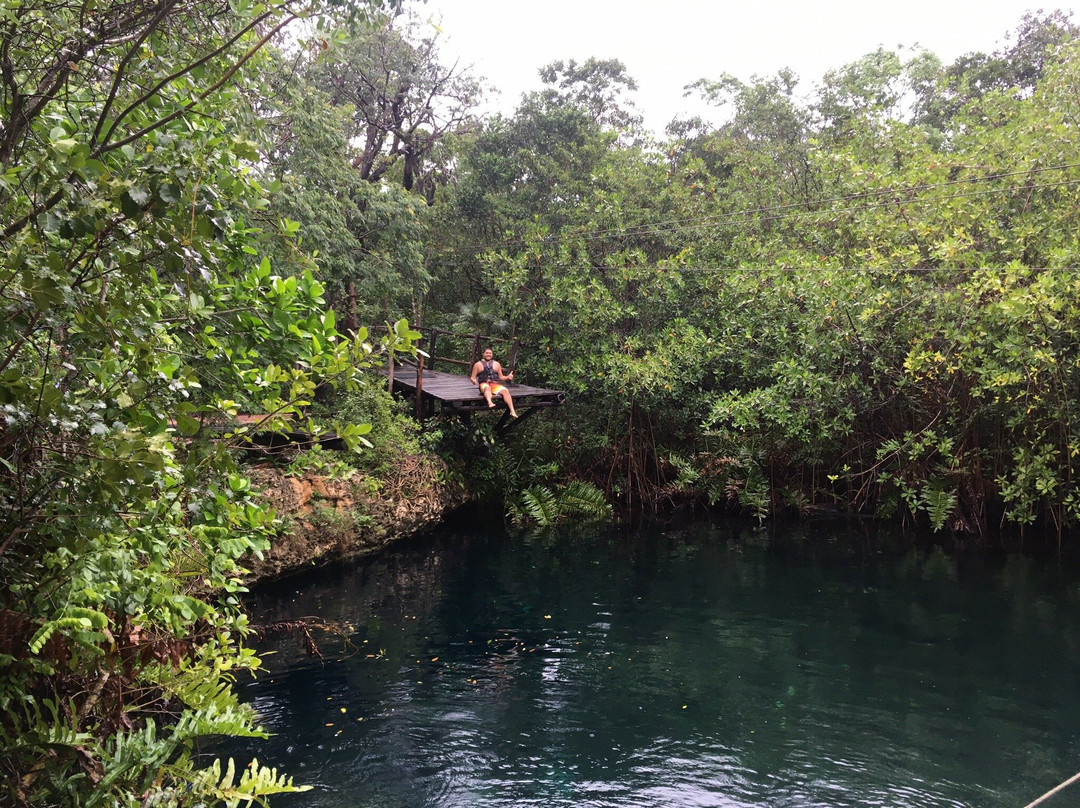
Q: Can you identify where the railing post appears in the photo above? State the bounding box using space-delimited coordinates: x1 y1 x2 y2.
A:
508 338 520 372
415 354 425 423
427 328 439 372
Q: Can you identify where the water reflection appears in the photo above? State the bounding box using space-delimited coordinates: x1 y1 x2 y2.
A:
215 521 1080 808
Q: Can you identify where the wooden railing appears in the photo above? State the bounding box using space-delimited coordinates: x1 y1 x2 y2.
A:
368 325 519 373
417 327 519 374
376 327 519 419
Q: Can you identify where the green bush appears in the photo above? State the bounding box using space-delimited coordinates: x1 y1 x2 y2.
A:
313 374 423 476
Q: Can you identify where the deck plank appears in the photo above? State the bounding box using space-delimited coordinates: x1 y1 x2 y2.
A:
388 366 564 414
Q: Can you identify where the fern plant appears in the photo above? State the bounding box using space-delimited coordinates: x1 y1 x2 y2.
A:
508 480 612 527
920 486 958 532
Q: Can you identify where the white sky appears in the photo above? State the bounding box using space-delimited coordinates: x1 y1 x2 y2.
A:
404 1 1074 132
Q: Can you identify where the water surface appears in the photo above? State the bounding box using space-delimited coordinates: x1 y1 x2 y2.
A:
222 521 1080 807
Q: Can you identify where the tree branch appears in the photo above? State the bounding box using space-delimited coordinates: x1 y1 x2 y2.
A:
99 6 276 149
92 0 184 146
99 13 297 155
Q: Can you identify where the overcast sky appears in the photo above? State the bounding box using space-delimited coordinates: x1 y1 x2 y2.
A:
404 1 1072 132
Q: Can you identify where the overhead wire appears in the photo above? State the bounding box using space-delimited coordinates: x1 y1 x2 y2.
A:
441 160 1080 257
581 162 1080 246
605 177 1080 242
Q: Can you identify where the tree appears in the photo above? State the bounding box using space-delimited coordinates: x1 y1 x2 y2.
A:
315 11 482 200
252 11 482 330
427 58 651 314
257 57 430 331
677 41 1080 534
680 69 818 211
0 0 412 804
436 64 708 504
425 23 1080 540
537 57 644 133
916 9 1078 132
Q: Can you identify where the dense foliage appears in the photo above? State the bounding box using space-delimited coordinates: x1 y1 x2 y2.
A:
255 13 481 330
0 0 416 805
3 3 1080 805
430 11 1080 543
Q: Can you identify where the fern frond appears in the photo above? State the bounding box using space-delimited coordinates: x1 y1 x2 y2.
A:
520 486 559 526
171 703 266 742
0 697 93 753
29 607 110 655
85 711 270 808
920 487 957 532
188 757 311 807
555 480 612 519
505 498 525 525
511 481 611 527
170 674 241 711
88 721 172 807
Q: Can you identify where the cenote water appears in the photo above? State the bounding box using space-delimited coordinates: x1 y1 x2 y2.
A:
216 520 1080 807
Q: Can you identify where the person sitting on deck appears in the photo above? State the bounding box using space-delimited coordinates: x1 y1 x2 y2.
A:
470 347 518 418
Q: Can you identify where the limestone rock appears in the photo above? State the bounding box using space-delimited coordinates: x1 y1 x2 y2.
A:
242 454 467 582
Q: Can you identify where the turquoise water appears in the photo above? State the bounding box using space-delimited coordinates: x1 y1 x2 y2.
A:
221 521 1080 807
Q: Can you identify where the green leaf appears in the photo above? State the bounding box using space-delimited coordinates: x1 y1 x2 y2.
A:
121 189 143 218
52 137 79 154
157 183 180 204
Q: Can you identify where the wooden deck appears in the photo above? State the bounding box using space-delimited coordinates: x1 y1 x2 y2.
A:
388 364 565 432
